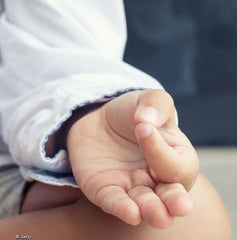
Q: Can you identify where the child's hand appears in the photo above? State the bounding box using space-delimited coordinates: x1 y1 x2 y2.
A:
67 90 199 228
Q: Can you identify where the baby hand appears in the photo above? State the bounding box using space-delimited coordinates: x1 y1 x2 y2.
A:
67 89 199 228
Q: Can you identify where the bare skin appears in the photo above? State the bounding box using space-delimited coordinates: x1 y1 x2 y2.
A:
0 174 231 240
67 89 199 227
0 90 231 239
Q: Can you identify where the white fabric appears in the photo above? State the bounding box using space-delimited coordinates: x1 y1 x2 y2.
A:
0 0 163 185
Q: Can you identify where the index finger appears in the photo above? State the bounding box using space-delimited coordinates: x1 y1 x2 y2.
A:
135 123 198 191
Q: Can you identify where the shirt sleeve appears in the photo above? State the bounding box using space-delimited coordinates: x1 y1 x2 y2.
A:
0 0 163 185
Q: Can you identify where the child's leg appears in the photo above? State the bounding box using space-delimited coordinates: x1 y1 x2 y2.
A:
0 174 231 240
20 182 83 213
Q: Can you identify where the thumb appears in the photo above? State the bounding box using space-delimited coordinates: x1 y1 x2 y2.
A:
134 89 177 129
134 90 198 191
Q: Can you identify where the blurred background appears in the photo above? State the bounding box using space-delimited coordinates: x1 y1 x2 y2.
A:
124 0 237 237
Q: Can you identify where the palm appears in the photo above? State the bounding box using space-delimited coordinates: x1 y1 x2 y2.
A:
67 90 198 228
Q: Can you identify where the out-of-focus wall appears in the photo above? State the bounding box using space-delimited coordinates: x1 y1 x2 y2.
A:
124 0 237 146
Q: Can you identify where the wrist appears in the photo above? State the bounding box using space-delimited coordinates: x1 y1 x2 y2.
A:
62 102 108 150
45 102 107 158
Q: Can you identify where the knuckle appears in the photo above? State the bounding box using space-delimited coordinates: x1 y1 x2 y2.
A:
169 168 186 183
151 89 175 109
177 167 198 192
161 91 175 109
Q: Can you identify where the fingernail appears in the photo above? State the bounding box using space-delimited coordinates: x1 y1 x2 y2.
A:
136 106 159 124
135 123 153 138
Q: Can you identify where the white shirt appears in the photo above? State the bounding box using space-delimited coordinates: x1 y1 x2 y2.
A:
0 0 163 186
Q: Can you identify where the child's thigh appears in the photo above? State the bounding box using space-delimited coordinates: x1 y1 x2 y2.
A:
19 174 230 240
21 182 83 213
74 174 230 240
